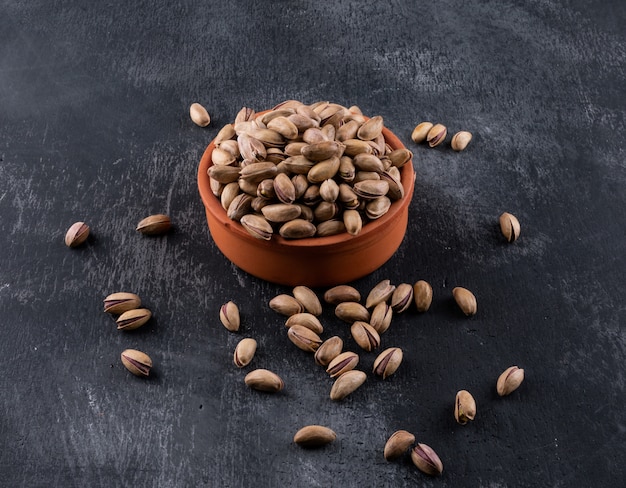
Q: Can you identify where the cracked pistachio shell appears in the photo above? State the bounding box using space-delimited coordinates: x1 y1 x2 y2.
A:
335 302 370 323
497 366 525 396
287 324 323 352
366 280 396 308
426 123 447 147
388 148 412 168
116 308 152 331
357 115 384 141
121 349 152 377
233 338 257 368
411 443 444 476
269 294 305 316
499 212 521 242
352 179 389 200
451 130 472 151
370 302 393 335
240 213 273 241
452 287 477 316
373 347 403 379
64 221 90 247
136 214 171 235
351 321 380 352
384 430 416 461
244 369 284 393
103 292 141 314
210 145 237 165
413 280 433 312
390 283 414 313
326 351 359 378
329 370 367 401
273 172 296 204
324 285 361 305
189 102 210 127
314 336 344 367
285 313 324 335
294 425 337 448
219 301 240 332
454 390 477 424
292 286 322 316
411 122 434 143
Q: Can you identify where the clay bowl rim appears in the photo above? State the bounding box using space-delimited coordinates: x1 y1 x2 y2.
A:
197 114 415 251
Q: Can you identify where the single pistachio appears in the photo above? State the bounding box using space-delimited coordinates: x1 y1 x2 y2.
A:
267 116 299 140
239 161 278 183
293 425 337 448
499 212 521 243
339 157 356 183
301 141 345 162
366 279 396 308
214 123 236 145
356 115 384 141
372 347 403 379
336 119 360 141
226 194 253 222
411 443 444 476
390 283 414 313
220 182 240 210
335 302 370 323
452 287 477 316
319 178 340 203
384 430 416 461
352 179 389 200
302 127 329 144
292 286 323 316
365 196 391 220
353 153 385 173
426 124 447 148
411 122 434 143
314 336 344 367
454 390 477 424
120 349 152 377
324 285 361 305
343 209 363 236
496 366 525 396
329 370 367 401
136 214 171 235
326 351 359 378
233 338 257 368
350 321 381 352
237 133 266 162
340 138 373 157
279 219 317 239
313 201 339 222
64 221 90 248
261 203 302 223
370 302 393 335
234 106 255 125
189 102 211 127
413 280 433 312
116 308 152 331
316 220 346 237
451 131 472 151
219 301 240 332
209 164 240 184
240 214 273 241
287 324 323 352
388 148 413 168
244 369 284 393
103 292 141 314
285 313 324 335
273 172 296 204
269 294 305 316
307 156 341 184
211 146 236 166
380 170 404 201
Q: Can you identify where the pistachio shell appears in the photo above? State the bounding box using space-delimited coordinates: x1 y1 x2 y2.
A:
103 292 141 314
411 443 443 476
451 131 473 151
365 196 391 220
496 366 525 396
116 308 152 331
351 321 381 351
370 302 393 334
292 286 322 315
261 203 301 223
373 347 403 379
326 351 359 378
353 179 389 200
307 156 341 184
136 214 171 235
499 212 521 242
384 430 416 461
240 214 273 241
413 280 433 312
324 285 361 305
285 313 324 335
244 369 284 393
219 301 240 332
411 122 433 143
314 336 344 367
454 390 477 424
353 153 385 173
390 283 414 313
121 349 152 377
269 294 304 316
426 123 447 147
366 280 396 308
342 138 373 156
335 302 370 323
316 220 346 237
452 287 477 316
279 219 317 239
234 338 257 368
330 370 367 401
357 115 383 141
273 172 296 204
293 425 337 448
287 324 322 352
209 164 240 184
189 102 210 127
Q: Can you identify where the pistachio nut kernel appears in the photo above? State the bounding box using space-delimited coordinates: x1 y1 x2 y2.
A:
451 130 472 151
285 313 324 335
326 351 359 378
370 301 393 334
365 279 396 308
426 123 447 148
219 301 241 332
292 286 322 316
329 370 367 401
136 214 171 235
314 336 344 367
499 212 521 243
103 292 141 314
350 321 381 352
390 283 414 313
335 302 370 323
411 122 434 143
324 285 361 305
373 347 403 379
384 430 416 461
121 349 152 377
269 294 305 316
189 102 211 127
454 390 477 424
496 366 525 396
116 308 152 331
287 324 323 353
293 425 337 448
413 280 433 312
233 338 257 368
452 287 477 316
244 369 284 393
411 443 444 476
65 221 90 248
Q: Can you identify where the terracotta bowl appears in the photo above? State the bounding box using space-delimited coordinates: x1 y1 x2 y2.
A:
197 123 415 287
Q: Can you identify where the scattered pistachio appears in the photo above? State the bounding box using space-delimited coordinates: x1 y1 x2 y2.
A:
287 324 323 352
350 321 380 352
292 286 322 316
372 347 403 379
103 292 141 314
189 102 211 127
293 425 337 448
136 214 171 235
384 430 416 461
120 349 152 377
454 390 477 424
314 336 344 367
285 313 324 335
244 369 284 393
411 443 444 476
116 308 152 331
365 279 396 308
390 283 413 313
219 301 240 332
370 302 393 334
499 212 521 242
411 122 434 144
329 370 367 401
324 285 361 304
451 131 472 151
426 124 447 147
496 365 525 396
326 351 359 378
233 338 257 368
269 294 304 316
452 287 477 316
64 221 90 248
335 302 370 323
413 280 433 312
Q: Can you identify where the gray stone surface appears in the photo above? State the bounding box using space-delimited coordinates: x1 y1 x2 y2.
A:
1 1 624 486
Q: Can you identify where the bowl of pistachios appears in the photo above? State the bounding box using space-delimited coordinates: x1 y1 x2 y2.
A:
198 100 415 287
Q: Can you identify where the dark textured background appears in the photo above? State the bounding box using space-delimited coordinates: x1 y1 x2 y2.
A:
1 1 625 487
